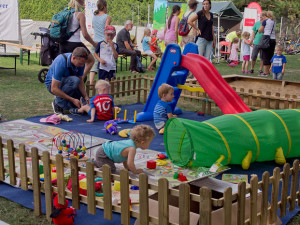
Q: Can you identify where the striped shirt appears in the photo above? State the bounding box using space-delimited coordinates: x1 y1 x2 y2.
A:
153 100 172 128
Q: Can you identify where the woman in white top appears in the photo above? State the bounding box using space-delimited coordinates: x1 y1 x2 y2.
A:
89 0 111 85
60 0 97 81
258 11 276 76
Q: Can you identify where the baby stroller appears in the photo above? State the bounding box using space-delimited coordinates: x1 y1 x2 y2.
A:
32 27 59 83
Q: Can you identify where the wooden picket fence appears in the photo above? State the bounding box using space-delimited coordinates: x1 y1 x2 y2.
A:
0 137 299 225
86 75 300 117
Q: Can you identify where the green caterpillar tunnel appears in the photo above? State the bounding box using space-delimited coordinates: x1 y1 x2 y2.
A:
164 109 300 168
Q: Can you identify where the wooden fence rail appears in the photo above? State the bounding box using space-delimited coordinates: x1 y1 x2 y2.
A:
0 136 299 224
86 75 300 117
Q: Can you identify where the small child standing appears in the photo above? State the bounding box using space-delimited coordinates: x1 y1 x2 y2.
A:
153 83 177 134
270 45 287 80
228 37 239 63
94 124 155 174
142 28 158 71
94 25 119 81
75 80 115 122
241 31 251 73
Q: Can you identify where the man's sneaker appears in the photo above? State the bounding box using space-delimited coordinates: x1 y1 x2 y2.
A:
52 100 64 114
69 108 79 115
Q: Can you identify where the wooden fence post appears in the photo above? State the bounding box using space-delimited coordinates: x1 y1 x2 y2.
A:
270 167 280 224
200 187 211 225
137 75 141 103
280 163 290 217
0 137 4 181
223 187 232 225
261 171 270 225
56 154 65 205
139 173 149 225
102 164 112 220
128 75 131 96
120 169 130 225
250 175 258 225
289 160 299 211
237 181 246 225
144 75 148 103
122 76 126 97
87 161 96 215
158 178 169 225
7 139 16 185
179 183 190 225
32 147 41 216
19 144 28 190
70 157 80 209
42 151 53 221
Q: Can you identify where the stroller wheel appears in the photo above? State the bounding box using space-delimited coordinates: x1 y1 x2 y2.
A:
38 68 49 83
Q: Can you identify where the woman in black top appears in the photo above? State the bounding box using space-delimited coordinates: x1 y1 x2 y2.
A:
188 0 215 59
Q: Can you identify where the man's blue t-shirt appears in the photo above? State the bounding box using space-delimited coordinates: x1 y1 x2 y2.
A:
271 55 287 73
44 53 85 88
153 100 172 126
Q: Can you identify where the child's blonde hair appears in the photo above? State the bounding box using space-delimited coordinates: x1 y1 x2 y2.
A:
158 83 174 99
95 80 111 92
141 28 151 43
232 37 239 44
130 124 155 144
242 31 250 39
276 45 284 51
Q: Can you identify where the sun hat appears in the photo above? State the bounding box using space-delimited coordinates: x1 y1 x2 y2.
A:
104 26 116 34
40 114 61 125
152 29 158 35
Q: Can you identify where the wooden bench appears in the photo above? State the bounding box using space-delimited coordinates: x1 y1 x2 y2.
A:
141 52 162 68
0 41 40 65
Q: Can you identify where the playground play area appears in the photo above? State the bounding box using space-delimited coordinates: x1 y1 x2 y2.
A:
0 43 300 225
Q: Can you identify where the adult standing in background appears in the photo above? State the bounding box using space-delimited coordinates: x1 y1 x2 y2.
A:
226 29 242 55
89 0 111 85
249 14 263 75
258 11 276 76
116 20 141 73
180 0 198 48
59 0 97 80
164 5 181 46
188 0 216 59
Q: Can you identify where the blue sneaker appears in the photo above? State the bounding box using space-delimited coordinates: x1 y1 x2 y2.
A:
69 108 79 115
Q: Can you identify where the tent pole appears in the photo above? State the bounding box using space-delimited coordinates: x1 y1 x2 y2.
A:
217 13 220 64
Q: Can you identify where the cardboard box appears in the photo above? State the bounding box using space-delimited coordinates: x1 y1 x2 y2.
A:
135 177 281 225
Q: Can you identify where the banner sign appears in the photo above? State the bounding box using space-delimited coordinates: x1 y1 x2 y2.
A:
85 0 97 32
0 0 20 41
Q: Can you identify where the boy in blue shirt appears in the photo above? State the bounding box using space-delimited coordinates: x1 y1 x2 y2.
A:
270 45 287 80
153 83 177 134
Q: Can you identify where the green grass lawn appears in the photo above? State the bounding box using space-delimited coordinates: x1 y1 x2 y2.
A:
0 53 300 224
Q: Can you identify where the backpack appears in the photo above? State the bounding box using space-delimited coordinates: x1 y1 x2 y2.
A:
178 11 193 36
136 56 145 73
49 7 80 43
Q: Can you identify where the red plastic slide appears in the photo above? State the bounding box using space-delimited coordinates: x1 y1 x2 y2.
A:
180 53 252 114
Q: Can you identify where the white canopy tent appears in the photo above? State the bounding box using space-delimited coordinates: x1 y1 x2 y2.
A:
0 0 22 43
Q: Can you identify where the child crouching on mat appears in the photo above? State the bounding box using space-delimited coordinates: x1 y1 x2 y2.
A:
153 83 177 134
94 124 155 174
74 80 115 122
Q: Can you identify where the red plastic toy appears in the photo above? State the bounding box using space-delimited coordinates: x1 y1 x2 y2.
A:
50 195 76 225
178 172 188 182
147 160 156 169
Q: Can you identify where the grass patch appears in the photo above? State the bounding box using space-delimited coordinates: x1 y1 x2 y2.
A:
0 53 300 224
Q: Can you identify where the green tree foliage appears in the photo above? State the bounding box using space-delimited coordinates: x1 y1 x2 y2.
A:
19 0 69 21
